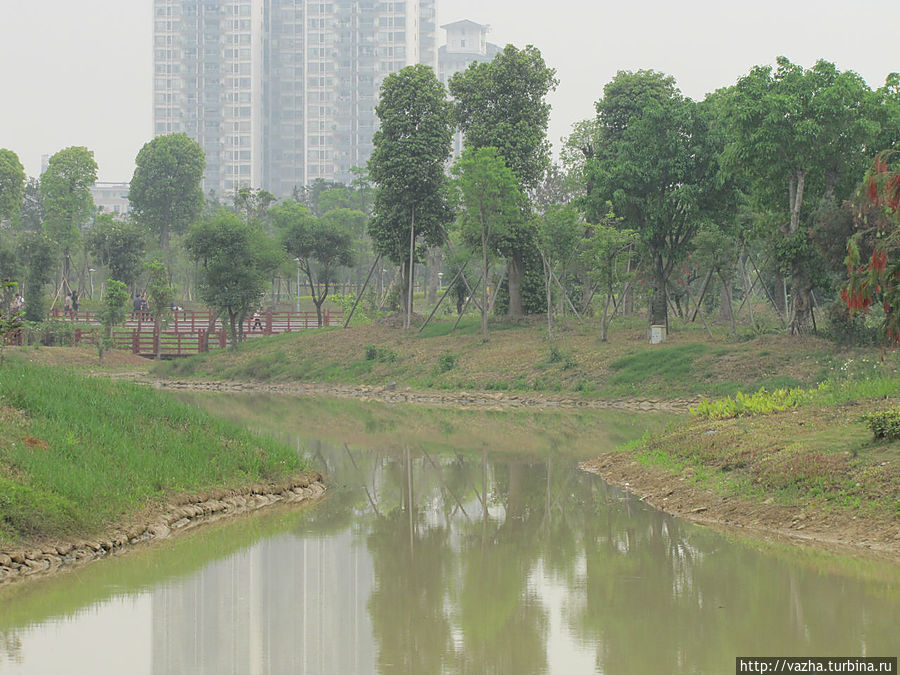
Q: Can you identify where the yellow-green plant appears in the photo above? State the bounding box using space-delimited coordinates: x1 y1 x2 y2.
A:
691 383 829 419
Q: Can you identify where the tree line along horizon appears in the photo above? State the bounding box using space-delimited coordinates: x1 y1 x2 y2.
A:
2 44 900 347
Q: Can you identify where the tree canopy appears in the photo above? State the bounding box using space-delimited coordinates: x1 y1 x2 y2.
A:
368 64 454 325
0 149 25 223
185 209 282 347
129 133 206 251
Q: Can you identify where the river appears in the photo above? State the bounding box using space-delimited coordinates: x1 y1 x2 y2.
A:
0 393 896 674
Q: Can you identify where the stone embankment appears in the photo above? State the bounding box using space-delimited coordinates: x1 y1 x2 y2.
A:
153 379 697 413
0 473 325 585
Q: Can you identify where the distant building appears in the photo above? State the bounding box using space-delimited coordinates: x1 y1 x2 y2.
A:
437 19 500 86
153 0 437 199
437 19 501 155
90 182 131 219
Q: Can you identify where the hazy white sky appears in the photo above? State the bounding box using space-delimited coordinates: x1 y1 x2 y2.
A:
1 0 898 181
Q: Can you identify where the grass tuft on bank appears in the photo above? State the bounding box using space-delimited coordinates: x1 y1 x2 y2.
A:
620 372 900 518
0 357 306 547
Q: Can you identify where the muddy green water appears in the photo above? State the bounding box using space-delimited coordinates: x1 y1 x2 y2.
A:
0 394 897 674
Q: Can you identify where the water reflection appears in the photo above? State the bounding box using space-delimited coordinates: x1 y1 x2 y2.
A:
0 396 896 674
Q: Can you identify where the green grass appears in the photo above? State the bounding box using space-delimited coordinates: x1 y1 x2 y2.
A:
0 358 307 546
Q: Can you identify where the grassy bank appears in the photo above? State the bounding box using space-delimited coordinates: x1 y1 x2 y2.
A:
0 357 307 547
150 315 867 399
585 374 900 551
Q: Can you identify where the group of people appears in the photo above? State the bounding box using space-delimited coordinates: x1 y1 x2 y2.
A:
63 291 80 318
132 294 150 321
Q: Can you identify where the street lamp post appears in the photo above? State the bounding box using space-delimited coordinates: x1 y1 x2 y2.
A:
438 271 443 292
88 268 95 300
295 258 301 314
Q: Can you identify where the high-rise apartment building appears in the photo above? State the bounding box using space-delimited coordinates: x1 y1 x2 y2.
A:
153 0 436 198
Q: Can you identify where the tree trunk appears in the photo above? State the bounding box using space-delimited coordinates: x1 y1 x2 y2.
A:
227 309 238 349
507 252 525 319
788 266 814 335
541 252 552 341
649 254 668 328
773 276 788 318
426 246 441 305
161 224 170 252
623 249 634 315
717 269 736 336
481 229 489 343
406 209 415 330
600 293 611 342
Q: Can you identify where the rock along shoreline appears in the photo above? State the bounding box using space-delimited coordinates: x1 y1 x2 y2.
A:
147 377 698 413
0 472 326 586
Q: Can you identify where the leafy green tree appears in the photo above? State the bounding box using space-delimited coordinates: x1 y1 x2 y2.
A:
129 133 205 252
19 177 44 232
583 215 638 342
144 259 174 360
320 207 371 293
449 44 558 318
17 232 56 322
41 146 97 285
86 214 146 286
537 204 584 338
232 186 276 222
0 149 26 224
452 146 522 342
0 280 24 364
586 71 722 331
185 209 282 348
275 200 354 327
368 64 454 328
97 278 129 362
724 57 884 334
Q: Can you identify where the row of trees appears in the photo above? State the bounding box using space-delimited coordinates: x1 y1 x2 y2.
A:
366 52 900 343
3 49 900 346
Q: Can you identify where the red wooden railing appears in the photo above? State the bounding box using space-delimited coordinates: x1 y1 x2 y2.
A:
38 309 343 357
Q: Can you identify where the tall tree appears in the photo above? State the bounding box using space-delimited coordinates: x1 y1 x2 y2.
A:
41 146 97 285
723 57 884 334
86 214 146 286
144 259 175 360
17 232 56 322
368 64 454 329
185 209 282 348
0 149 26 224
537 204 584 339
275 200 354 327
449 44 558 319
233 186 276 222
585 70 722 332
19 177 44 232
97 278 129 363
452 146 522 342
129 133 205 252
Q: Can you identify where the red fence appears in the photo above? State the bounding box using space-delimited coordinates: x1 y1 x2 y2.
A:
39 309 343 357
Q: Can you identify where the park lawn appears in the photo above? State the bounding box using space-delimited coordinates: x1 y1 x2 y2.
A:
0 356 306 547
151 314 866 400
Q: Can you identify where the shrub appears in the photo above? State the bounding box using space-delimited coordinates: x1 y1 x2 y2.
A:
438 351 457 373
364 344 397 363
23 319 80 346
691 383 829 419
860 408 900 440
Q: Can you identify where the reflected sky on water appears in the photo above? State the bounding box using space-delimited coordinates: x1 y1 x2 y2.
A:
0 394 896 674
